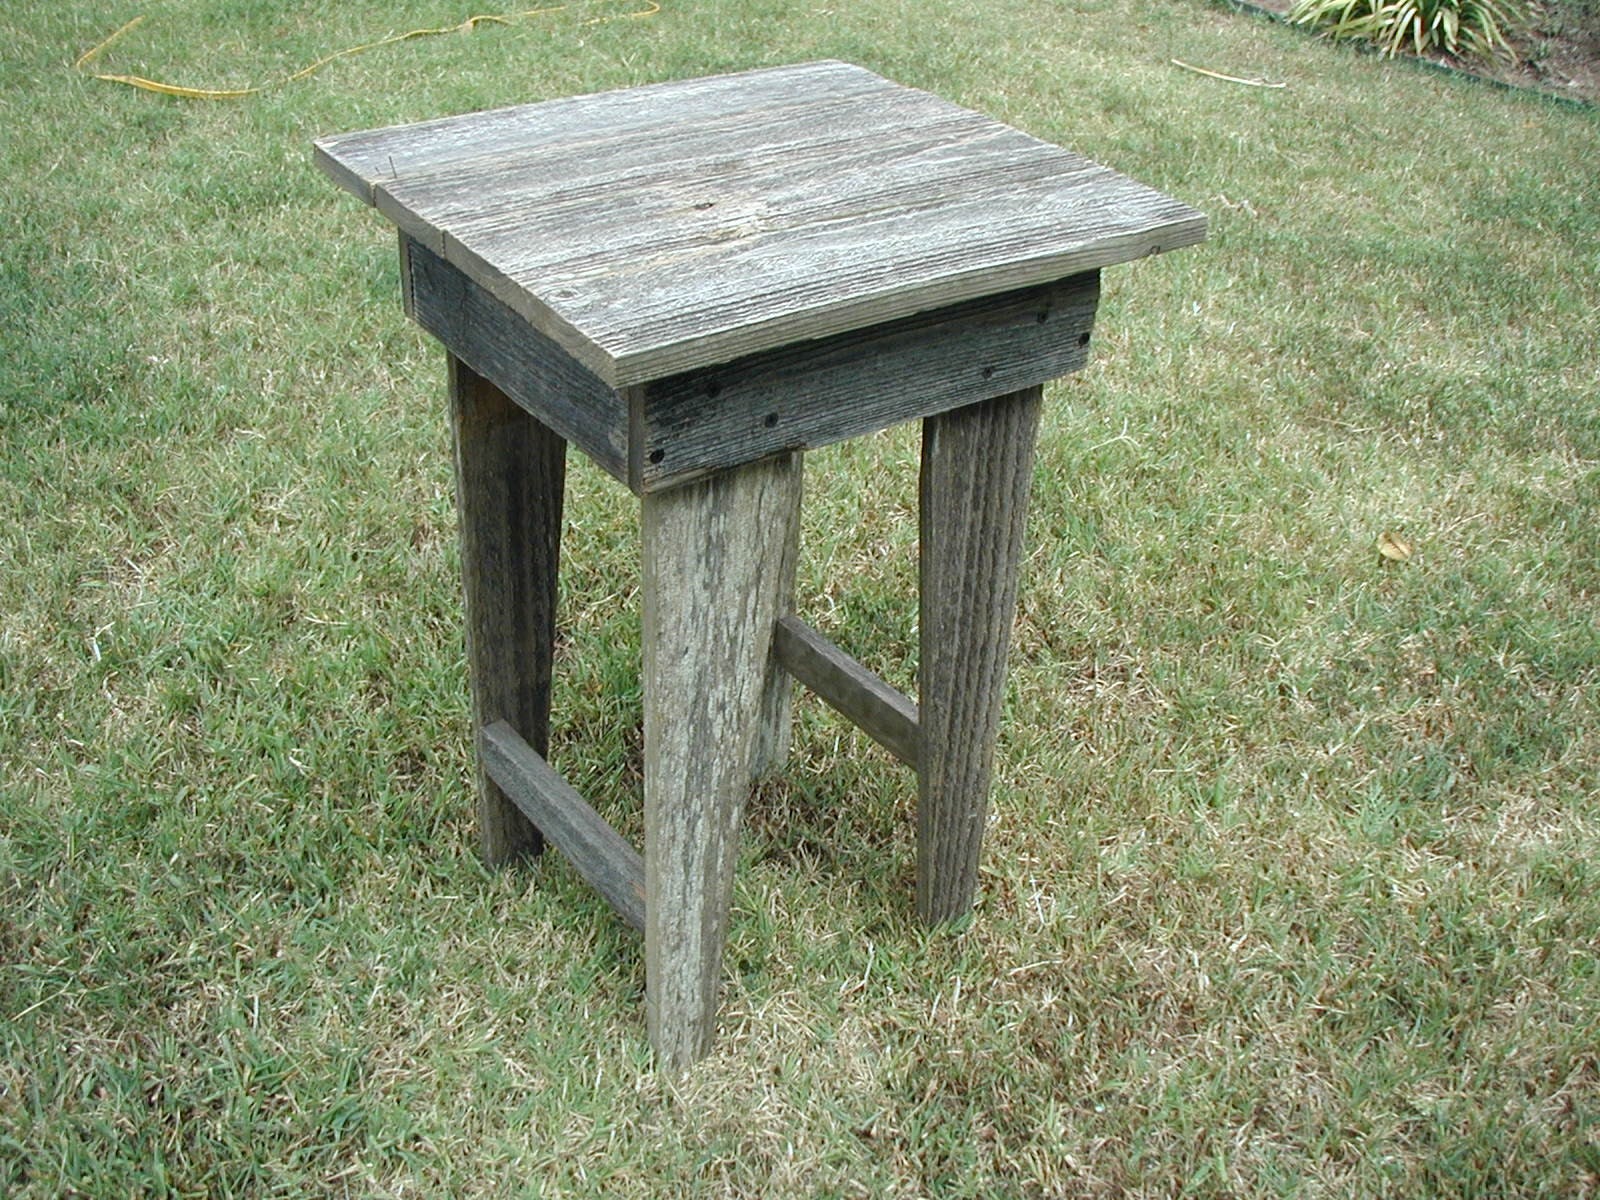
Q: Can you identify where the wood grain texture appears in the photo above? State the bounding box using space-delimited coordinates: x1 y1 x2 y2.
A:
313 62 891 205
407 238 629 486
407 238 1092 494
749 454 803 780
314 60 1205 387
448 356 566 865
634 273 1097 491
917 386 1043 925
641 453 803 1071
772 616 920 769
481 721 646 933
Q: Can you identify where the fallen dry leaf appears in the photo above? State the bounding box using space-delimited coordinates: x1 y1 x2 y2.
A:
1378 531 1413 562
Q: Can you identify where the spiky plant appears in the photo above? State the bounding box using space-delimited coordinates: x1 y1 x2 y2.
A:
1289 0 1527 61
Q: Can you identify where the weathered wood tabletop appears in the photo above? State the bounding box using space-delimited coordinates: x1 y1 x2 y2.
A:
313 60 1205 389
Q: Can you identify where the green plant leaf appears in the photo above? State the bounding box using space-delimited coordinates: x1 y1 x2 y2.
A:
1290 0 1525 61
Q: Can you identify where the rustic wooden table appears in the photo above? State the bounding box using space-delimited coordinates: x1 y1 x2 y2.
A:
315 60 1204 1070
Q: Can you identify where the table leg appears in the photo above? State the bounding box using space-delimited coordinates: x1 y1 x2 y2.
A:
917 385 1043 925
448 354 566 865
749 451 803 780
641 453 803 1070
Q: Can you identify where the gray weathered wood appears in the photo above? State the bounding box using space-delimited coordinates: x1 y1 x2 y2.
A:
641 453 803 1071
633 273 1098 491
917 386 1043 925
448 355 566 865
313 62 894 206
316 62 1210 1070
407 238 629 486
314 60 1205 387
407 235 1094 493
771 616 921 770
749 454 803 780
481 720 647 933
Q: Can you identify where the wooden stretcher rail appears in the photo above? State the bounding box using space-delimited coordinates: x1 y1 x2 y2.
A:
771 615 921 769
481 721 647 932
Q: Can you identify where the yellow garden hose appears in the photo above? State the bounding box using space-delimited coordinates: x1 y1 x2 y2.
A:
76 2 660 100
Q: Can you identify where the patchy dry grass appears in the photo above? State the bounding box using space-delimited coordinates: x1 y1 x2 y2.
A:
3 0 1598 1195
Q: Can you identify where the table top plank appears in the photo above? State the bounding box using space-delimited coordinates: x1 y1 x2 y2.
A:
315 61 1205 387
315 60 887 205
374 88 975 244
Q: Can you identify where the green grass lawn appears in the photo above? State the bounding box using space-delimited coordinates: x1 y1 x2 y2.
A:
3 1 1598 1195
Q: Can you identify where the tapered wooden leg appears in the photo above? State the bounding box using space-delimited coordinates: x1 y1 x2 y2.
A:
448 354 566 865
917 386 1043 925
641 453 803 1071
749 451 803 780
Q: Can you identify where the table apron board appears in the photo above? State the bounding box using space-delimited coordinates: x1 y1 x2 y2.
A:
402 235 1100 494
